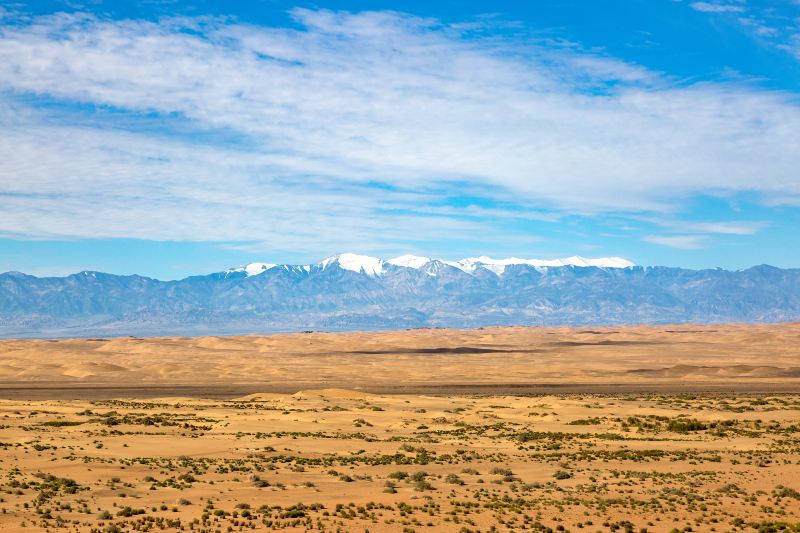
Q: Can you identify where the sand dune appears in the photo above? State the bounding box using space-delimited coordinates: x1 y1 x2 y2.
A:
2 323 800 396
628 364 800 378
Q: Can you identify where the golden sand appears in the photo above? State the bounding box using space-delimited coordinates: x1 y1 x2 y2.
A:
1 323 799 395
2 324 800 531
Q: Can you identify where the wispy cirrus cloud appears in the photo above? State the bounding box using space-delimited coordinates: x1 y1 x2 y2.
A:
644 235 708 250
687 0 800 61
639 220 764 251
632 216 766 236
690 2 746 14
0 9 798 255
678 221 764 235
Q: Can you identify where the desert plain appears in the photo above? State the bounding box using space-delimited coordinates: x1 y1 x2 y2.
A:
1 323 800 532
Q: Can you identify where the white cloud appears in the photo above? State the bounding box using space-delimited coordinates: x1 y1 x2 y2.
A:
690 2 800 62
690 2 746 14
681 221 764 235
633 217 766 236
0 9 798 249
644 235 708 249
780 33 800 60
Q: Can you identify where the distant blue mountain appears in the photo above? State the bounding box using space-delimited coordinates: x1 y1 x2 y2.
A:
1 253 798 337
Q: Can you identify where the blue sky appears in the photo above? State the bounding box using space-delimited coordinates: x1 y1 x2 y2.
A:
1 0 799 279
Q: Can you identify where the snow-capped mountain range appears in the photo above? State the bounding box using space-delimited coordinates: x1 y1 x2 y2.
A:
227 253 635 277
1 253 799 337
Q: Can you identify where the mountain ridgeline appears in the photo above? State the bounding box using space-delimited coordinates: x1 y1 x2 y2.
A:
1 253 798 337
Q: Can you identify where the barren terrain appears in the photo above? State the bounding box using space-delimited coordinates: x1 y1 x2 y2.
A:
1 323 800 396
1 324 800 531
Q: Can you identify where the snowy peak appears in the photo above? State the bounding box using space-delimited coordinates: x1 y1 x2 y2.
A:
387 255 431 269
318 253 385 276
446 255 635 274
446 256 507 275
226 262 277 277
555 256 635 268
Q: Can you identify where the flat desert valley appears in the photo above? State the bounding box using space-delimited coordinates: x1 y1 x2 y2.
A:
2 324 800 531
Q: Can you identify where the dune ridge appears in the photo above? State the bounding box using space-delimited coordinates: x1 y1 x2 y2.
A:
1 323 799 396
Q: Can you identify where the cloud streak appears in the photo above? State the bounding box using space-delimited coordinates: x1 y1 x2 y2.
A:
644 235 708 250
687 1 800 61
690 2 746 14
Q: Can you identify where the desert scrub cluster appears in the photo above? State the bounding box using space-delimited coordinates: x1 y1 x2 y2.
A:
4 392 800 531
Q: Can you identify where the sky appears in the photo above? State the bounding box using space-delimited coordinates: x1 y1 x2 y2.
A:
0 0 799 279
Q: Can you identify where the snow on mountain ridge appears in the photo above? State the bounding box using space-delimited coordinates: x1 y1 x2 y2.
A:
226 262 277 277
387 255 431 269
227 254 634 277
445 255 635 274
319 253 385 276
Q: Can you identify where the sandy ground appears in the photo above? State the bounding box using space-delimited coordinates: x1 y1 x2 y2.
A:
1 323 800 396
2 324 800 531
2 390 800 531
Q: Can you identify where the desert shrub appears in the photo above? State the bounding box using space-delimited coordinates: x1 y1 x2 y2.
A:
667 419 708 433
251 475 269 488
568 418 601 426
414 479 434 491
773 485 800 500
445 473 464 485
410 471 428 482
116 506 145 517
41 421 84 427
